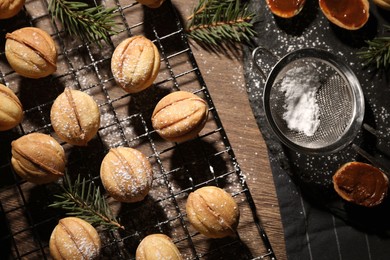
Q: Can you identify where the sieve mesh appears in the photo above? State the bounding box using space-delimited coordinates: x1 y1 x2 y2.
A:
260 48 364 154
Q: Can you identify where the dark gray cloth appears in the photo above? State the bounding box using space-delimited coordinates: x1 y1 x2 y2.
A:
244 0 390 259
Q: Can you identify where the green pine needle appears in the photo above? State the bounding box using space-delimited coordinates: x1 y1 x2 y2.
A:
48 0 119 46
49 173 123 231
358 25 390 70
186 0 257 46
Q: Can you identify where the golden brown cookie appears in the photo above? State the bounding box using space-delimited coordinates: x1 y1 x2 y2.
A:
266 0 306 18
111 35 160 93
49 217 101 260
333 161 389 207
186 186 240 238
50 88 100 146
5 27 57 78
11 133 65 184
136 0 165 8
0 83 23 131
319 0 369 30
100 147 153 203
136 234 182 260
0 0 25 19
151 91 209 143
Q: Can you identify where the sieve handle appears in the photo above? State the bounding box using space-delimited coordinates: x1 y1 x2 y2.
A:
251 46 281 80
352 123 390 177
352 144 390 178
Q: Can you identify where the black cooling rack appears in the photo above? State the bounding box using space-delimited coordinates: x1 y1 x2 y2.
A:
0 0 275 259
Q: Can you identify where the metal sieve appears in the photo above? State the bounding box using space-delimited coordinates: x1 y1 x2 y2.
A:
252 47 365 154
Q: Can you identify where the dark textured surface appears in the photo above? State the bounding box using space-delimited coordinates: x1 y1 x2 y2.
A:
244 0 390 259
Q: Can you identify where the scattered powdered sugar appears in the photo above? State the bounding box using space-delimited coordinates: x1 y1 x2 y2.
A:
279 64 321 136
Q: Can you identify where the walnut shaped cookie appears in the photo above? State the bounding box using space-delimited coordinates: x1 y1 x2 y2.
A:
5 27 57 78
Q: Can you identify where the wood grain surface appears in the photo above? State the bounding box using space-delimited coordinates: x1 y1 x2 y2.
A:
172 1 287 259
0 0 287 259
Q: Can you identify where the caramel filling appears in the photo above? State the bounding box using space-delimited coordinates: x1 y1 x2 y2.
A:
320 0 368 28
267 0 305 17
334 163 388 207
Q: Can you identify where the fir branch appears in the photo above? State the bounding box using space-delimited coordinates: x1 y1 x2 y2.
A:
48 0 118 45
49 173 124 231
358 26 390 70
186 0 256 45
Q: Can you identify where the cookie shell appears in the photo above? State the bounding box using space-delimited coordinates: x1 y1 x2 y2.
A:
5 27 57 78
319 0 369 30
333 161 389 207
111 35 160 93
186 186 240 238
0 83 23 131
100 147 153 203
136 234 182 260
0 0 25 19
151 91 209 143
11 133 65 184
265 0 306 18
50 88 100 146
49 217 101 260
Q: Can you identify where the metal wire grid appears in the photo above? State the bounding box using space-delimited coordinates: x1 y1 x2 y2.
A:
0 0 275 259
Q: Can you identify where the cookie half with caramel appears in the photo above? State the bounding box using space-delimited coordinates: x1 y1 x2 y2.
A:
319 0 369 30
333 162 389 207
266 0 306 18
